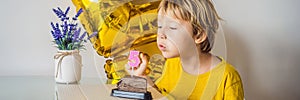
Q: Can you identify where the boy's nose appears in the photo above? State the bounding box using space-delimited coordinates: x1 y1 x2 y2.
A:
158 33 167 40
157 26 167 39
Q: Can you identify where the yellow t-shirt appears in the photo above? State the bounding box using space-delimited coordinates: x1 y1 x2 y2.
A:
155 57 244 100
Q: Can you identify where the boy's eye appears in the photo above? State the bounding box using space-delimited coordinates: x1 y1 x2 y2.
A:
169 27 177 30
158 26 162 28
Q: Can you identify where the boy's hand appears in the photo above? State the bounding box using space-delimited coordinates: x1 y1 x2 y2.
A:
126 52 149 76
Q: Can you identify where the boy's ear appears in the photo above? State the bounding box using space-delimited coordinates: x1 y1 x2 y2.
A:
194 31 207 44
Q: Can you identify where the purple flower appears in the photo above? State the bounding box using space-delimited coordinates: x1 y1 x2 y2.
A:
79 32 87 41
50 7 87 50
50 22 56 30
53 7 71 22
76 8 83 17
73 28 81 42
64 7 70 16
88 31 98 40
72 8 83 20
69 23 78 28
51 31 58 40
52 9 63 18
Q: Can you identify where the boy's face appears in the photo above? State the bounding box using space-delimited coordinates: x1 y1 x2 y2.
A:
157 10 195 58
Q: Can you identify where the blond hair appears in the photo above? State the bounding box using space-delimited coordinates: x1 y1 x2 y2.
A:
158 0 221 53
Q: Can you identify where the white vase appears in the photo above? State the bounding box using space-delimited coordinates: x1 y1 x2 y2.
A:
54 50 82 84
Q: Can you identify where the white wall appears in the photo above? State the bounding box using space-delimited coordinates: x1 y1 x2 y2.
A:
214 0 300 100
0 0 104 77
0 0 299 100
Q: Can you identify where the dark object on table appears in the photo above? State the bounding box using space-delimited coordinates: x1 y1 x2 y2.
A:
111 75 152 100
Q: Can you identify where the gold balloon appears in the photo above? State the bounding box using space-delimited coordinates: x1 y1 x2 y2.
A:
71 0 91 11
71 0 164 83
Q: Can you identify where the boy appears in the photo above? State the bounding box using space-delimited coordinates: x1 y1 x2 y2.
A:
129 0 244 99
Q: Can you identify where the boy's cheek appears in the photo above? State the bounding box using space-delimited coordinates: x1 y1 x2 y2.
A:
166 32 189 45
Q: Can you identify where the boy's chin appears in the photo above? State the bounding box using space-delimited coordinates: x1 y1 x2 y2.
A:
161 53 179 59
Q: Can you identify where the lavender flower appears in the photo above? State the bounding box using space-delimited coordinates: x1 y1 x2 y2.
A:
79 32 87 41
88 32 98 40
50 7 88 50
64 7 70 16
73 8 83 20
73 28 81 42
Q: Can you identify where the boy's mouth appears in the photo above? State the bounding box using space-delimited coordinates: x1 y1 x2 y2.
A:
158 44 166 51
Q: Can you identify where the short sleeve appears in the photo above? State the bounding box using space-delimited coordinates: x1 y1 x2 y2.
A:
224 80 244 100
223 64 244 100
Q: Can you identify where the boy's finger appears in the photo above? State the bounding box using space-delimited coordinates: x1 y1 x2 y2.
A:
135 53 149 76
125 63 134 73
140 53 150 63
